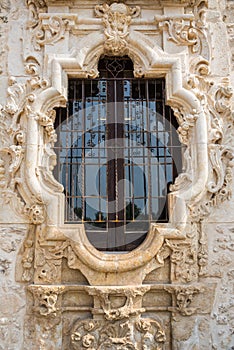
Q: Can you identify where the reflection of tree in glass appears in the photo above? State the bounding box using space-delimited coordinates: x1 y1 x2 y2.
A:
74 207 91 222
74 208 107 228
74 204 142 223
125 202 141 221
95 211 106 221
93 211 107 228
74 207 82 219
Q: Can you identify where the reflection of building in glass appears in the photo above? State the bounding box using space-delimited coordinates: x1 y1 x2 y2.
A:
54 57 182 251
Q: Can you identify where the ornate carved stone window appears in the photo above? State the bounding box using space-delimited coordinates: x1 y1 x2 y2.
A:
1 0 232 348
55 56 182 251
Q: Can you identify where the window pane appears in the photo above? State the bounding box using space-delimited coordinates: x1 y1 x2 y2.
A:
54 57 182 251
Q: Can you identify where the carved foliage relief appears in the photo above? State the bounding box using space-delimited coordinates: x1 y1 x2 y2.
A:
187 76 233 220
71 318 166 350
95 2 141 56
0 54 63 224
1 0 230 232
0 1 233 349
0 0 231 265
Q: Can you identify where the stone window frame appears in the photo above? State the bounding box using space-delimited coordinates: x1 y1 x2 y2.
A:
21 38 208 271
1 1 232 282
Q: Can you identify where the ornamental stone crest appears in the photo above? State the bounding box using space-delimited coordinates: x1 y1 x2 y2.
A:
95 2 141 56
0 0 233 348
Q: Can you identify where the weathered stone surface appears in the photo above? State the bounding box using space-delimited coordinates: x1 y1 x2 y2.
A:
0 0 233 348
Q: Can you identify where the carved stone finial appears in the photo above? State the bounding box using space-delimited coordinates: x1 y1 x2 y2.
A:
95 2 141 56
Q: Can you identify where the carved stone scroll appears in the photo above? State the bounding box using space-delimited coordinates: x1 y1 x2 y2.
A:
187 77 234 220
155 0 209 59
26 0 47 29
29 285 65 317
1 0 233 348
86 286 150 321
32 16 70 51
157 239 198 283
165 286 201 316
155 15 198 48
95 2 141 56
71 317 166 350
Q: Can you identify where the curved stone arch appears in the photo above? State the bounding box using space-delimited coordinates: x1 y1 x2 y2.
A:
81 31 160 78
23 31 208 273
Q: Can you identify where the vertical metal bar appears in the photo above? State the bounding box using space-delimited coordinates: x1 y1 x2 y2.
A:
56 68 182 249
82 80 85 221
98 80 101 222
70 82 75 221
146 80 152 222
65 96 70 222
107 76 116 249
163 79 168 221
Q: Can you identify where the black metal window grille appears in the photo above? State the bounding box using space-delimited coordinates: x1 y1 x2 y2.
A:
54 56 182 251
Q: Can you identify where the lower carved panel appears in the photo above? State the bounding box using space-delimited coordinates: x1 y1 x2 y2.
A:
26 284 216 349
71 317 166 350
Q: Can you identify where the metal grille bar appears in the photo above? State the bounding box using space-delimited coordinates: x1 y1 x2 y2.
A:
54 57 182 251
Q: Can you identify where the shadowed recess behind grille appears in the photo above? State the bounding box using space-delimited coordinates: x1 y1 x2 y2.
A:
54 56 182 251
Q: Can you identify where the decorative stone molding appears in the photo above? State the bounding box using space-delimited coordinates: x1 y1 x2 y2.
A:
23 282 216 347
34 238 68 284
32 15 70 51
26 204 45 224
95 2 141 56
0 46 66 220
0 0 231 292
26 0 47 29
0 75 47 220
172 107 198 145
29 285 65 317
155 14 198 46
71 317 166 350
166 286 201 316
86 286 150 321
21 224 178 285
155 0 209 58
157 238 198 283
0 157 6 187
197 222 208 276
9 3 233 290
0 1 233 347
20 225 35 282
187 77 234 221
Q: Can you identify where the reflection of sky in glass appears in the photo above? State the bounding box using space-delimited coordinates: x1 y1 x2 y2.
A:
55 78 181 227
59 127 171 221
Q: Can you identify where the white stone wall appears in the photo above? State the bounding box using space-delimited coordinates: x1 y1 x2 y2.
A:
0 0 233 349
206 1 234 348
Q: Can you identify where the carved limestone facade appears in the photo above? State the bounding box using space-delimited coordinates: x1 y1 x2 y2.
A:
0 0 233 349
